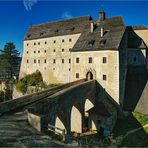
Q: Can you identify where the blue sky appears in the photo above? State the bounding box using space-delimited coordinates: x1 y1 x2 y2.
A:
0 1 148 56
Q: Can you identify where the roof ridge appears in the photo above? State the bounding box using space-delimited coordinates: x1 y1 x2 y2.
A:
31 16 92 28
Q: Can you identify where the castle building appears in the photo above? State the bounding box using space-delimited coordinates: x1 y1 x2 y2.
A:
20 10 148 105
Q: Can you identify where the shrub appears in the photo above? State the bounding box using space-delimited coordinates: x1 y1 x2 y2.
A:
16 70 43 94
0 90 4 102
15 81 27 94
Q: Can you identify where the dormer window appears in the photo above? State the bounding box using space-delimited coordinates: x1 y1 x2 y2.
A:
40 32 44 36
71 27 75 31
100 39 106 46
88 40 95 46
55 29 59 33
27 34 31 38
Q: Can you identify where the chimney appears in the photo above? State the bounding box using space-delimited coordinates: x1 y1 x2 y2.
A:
101 27 104 37
91 22 94 33
99 9 106 21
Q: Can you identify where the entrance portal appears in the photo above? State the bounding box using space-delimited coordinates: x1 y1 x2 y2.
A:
86 71 93 81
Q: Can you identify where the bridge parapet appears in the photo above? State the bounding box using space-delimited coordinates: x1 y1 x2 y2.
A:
0 79 86 115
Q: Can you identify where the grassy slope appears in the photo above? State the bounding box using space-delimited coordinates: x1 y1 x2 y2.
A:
113 112 148 147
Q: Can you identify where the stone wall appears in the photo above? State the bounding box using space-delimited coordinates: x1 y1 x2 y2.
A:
20 34 81 84
71 50 120 103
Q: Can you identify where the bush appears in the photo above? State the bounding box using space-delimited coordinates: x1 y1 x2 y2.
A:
15 81 27 94
15 70 43 94
0 90 4 102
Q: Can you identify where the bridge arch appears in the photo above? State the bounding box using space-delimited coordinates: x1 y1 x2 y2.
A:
84 99 94 131
55 116 67 134
71 105 82 133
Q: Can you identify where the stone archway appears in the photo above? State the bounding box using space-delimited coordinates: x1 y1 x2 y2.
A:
86 71 93 81
55 116 67 134
71 106 82 133
84 99 94 130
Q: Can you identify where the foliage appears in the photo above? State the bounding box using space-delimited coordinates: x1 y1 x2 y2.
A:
15 81 27 94
0 90 4 102
15 70 43 94
133 112 148 126
0 42 20 78
47 83 59 88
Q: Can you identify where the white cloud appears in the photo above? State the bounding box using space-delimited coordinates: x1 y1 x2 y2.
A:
62 11 73 19
23 0 38 11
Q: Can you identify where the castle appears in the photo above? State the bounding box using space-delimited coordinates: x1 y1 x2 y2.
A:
20 9 148 106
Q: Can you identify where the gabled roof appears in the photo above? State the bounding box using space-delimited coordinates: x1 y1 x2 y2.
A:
25 16 92 40
132 26 148 30
71 16 125 51
127 26 148 49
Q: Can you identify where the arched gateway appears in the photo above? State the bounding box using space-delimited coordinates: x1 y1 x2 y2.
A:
86 71 93 80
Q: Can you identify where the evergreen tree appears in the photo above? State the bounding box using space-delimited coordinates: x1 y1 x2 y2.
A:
0 42 20 78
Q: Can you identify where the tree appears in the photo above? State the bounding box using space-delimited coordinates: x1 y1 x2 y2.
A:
0 42 20 78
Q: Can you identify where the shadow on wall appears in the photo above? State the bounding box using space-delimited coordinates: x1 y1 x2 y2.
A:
113 112 148 147
123 27 148 115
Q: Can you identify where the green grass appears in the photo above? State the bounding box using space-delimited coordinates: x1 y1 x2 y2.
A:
133 112 148 126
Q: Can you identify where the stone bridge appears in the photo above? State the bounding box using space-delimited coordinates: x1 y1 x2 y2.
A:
0 79 122 139
27 80 122 135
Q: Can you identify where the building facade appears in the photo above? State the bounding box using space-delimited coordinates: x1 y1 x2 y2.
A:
20 10 148 105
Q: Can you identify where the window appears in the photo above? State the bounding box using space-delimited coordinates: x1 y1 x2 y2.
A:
69 59 71 63
34 51 36 53
69 68 71 71
53 68 55 70
44 50 47 53
34 42 36 45
38 59 40 63
62 49 64 52
27 43 29 46
53 59 56 64
26 51 29 54
62 39 64 43
55 29 59 33
53 49 56 52
27 59 29 63
34 59 36 63
103 57 107 63
76 57 79 63
38 42 40 45
103 74 107 80
44 59 46 63
76 73 79 78
89 57 92 63
54 40 56 43
45 41 47 44
133 57 137 62
62 59 64 63
38 51 40 53
88 40 95 46
40 32 44 36
69 48 71 51
69 38 72 42
27 34 31 38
